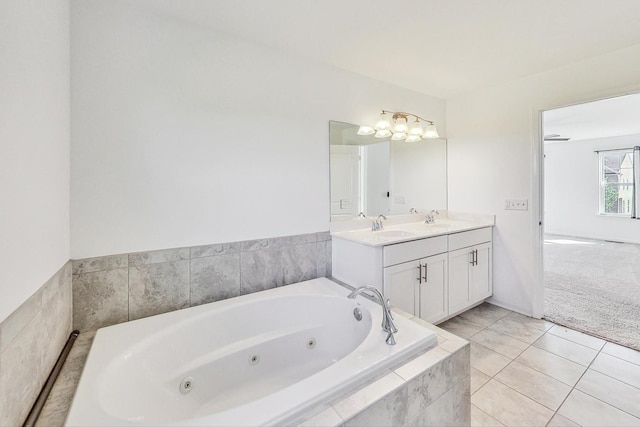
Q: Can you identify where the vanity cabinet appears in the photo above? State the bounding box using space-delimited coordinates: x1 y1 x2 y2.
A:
382 236 448 323
383 227 492 324
384 253 448 323
447 228 492 314
331 223 493 325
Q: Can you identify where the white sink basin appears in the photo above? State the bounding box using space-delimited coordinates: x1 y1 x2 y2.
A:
427 223 451 229
331 218 494 247
374 230 417 238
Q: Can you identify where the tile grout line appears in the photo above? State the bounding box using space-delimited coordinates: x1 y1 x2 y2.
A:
492 327 579 389
471 319 571 422
468 319 547 426
188 252 192 307
471 323 569 425
126 255 130 322
544 339 609 427
480 319 640 425
453 305 640 425
566 350 640 421
601 348 640 368
502 326 599 371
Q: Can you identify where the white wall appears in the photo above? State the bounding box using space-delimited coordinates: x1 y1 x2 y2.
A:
447 44 640 316
70 1 445 258
545 134 640 243
0 0 70 322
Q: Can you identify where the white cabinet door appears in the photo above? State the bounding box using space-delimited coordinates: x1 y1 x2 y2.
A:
471 242 492 303
383 260 421 316
448 247 473 314
419 253 448 324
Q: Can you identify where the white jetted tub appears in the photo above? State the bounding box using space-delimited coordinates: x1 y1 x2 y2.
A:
65 277 437 426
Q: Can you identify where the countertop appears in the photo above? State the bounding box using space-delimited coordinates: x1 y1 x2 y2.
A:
330 215 495 247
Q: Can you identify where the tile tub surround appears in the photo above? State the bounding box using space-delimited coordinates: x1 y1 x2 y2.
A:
39 307 471 427
0 262 73 427
286 314 470 427
35 330 96 427
72 232 332 331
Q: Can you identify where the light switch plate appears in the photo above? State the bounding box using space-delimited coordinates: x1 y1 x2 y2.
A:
505 199 528 210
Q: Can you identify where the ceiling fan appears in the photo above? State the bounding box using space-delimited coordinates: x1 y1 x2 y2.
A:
543 134 571 141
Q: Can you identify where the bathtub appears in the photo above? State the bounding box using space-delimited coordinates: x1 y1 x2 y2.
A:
65 277 437 426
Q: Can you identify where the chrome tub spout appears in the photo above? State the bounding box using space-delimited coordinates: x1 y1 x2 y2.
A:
347 286 398 345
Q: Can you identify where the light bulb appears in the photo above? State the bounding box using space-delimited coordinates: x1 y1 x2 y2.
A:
375 129 392 138
357 126 375 136
375 112 391 130
408 120 424 136
405 134 422 143
392 115 408 133
423 124 440 138
391 132 407 141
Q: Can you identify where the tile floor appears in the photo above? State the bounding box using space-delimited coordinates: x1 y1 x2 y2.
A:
439 303 640 427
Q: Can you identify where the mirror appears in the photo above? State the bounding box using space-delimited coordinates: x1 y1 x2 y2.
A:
330 120 447 221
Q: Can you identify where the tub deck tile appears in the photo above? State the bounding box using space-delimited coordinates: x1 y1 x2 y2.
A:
297 406 343 427
332 371 405 421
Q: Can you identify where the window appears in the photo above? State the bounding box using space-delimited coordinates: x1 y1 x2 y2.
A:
599 150 634 215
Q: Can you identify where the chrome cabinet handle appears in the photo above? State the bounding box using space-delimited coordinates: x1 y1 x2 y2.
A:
417 264 423 284
469 249 478 266
422 263 428 282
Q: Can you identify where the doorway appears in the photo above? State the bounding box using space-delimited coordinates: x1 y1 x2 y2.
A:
540 94 640 350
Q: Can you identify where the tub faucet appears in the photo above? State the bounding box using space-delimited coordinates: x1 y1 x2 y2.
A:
347 286 398 345
425 209 439 224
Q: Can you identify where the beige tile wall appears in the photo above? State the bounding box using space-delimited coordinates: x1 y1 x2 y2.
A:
72 232 332 331
0 262 73 426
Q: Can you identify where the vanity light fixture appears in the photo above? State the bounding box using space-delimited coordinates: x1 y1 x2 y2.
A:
357 110 440 142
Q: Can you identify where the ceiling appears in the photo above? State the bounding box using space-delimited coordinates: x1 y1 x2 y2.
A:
544 93 640 142
128 0 640 99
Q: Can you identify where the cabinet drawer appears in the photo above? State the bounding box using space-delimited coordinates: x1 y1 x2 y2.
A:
383 236 447 267
448 227 492 251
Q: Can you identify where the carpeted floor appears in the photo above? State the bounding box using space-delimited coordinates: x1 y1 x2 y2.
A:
544 234 640 351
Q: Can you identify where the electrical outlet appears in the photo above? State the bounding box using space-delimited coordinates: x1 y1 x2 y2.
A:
505 199 528 210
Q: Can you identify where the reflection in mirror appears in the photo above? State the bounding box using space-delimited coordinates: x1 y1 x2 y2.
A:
330 121 447 221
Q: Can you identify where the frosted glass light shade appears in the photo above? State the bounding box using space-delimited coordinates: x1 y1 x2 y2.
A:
391 132 407 140
423 124 440 138
357 125 375 135
408 120 424 136
392 116 408 133
375 112 391 130
405 134 422 143
374 129 392 138
373 129 391 138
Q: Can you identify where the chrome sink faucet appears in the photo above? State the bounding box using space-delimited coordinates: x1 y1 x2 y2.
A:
371 214 386 231
425 209 439 224
347 286 398 345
